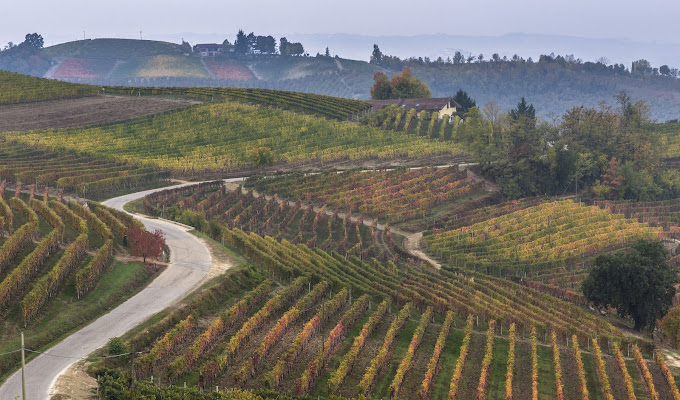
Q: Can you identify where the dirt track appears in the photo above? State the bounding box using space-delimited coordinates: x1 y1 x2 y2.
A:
0 95 197 132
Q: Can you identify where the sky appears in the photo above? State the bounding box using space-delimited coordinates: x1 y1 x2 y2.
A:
2 0 680 64
2 0 679 44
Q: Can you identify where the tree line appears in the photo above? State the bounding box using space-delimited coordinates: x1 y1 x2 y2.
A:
370 44 680 78
454 91 679 201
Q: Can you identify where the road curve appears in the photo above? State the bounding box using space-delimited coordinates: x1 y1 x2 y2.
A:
0 183 212 400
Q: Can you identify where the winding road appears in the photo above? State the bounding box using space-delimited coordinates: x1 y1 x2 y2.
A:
0 184 213 400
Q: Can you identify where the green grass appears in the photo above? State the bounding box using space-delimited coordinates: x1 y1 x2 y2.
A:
431 328 465 399
311 312 371 398
626 359 650 400
487 337 510 400
581 352 606 400
372 317 418 398
537 343 557 399
0 260 154 384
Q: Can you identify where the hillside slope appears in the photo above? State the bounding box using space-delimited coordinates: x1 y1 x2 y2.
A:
3 38 680 119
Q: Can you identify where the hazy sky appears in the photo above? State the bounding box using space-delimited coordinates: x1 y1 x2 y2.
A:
2 0 679 46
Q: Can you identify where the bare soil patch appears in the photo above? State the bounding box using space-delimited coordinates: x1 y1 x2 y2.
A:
0 95 197 132
49 360 96 399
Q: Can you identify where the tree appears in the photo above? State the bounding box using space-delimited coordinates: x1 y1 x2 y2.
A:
180 40 192 54
325 47 330 57
370 72 392 100
632 59 653 75
256 35 276 54
453 89 476 111
221 39 232 54
288 42 304 56
661 306 680 348
509 97 536 121
279 37 290 55
23 33 43 49
234 29 249 55
370 44 383 65
389 67 432 98
582 240 677 331
127 226 165 263
660 64 671 76
247 146 275 166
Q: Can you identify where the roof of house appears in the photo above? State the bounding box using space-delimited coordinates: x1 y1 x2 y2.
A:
196 43 222 48
369 97 462 112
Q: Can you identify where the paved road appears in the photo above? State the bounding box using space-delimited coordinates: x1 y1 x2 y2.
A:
0 184 212 400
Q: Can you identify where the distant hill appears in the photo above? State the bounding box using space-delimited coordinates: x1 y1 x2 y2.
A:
3 38 680 120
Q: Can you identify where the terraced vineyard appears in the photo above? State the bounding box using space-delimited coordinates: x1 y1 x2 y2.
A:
595 198 680 232
423 200 662 285
143 181 399 260
102 86 371 120
96 185 680 398
0 194 138 323
0 187 159 380
0 142 170 198
0 70 99 104
6 99 452 174
247 166 486 225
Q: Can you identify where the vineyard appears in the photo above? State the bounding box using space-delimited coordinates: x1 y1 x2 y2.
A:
137 55 212 79
361 104 459 141
142 182 398 260
246 166 487 225
0 187 162 381
0 70 99 104
594 198 680 231
101 85 371 120
0 142 171 198
423 200 663 285
51 58 113 80
95 198 680 398
203 59 255 81
5 98 453 174
0 192 138 323
87 182 672 399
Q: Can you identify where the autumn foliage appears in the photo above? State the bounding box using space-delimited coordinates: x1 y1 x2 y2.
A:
127 226 165 263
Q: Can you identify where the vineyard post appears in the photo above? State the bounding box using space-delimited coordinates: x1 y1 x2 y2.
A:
21 331 26 400
130 348 136 389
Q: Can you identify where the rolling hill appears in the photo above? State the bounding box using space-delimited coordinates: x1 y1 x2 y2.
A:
4 38 680 119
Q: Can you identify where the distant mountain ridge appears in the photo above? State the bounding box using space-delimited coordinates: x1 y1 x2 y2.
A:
3 37 680 120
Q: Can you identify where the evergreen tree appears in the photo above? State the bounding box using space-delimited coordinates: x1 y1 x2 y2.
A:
234 30 249 55
325 47 330 57
370 44 383 65
452 89 476 111
509 97 536 121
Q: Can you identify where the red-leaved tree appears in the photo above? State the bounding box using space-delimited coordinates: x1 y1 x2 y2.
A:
127 226 165 263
